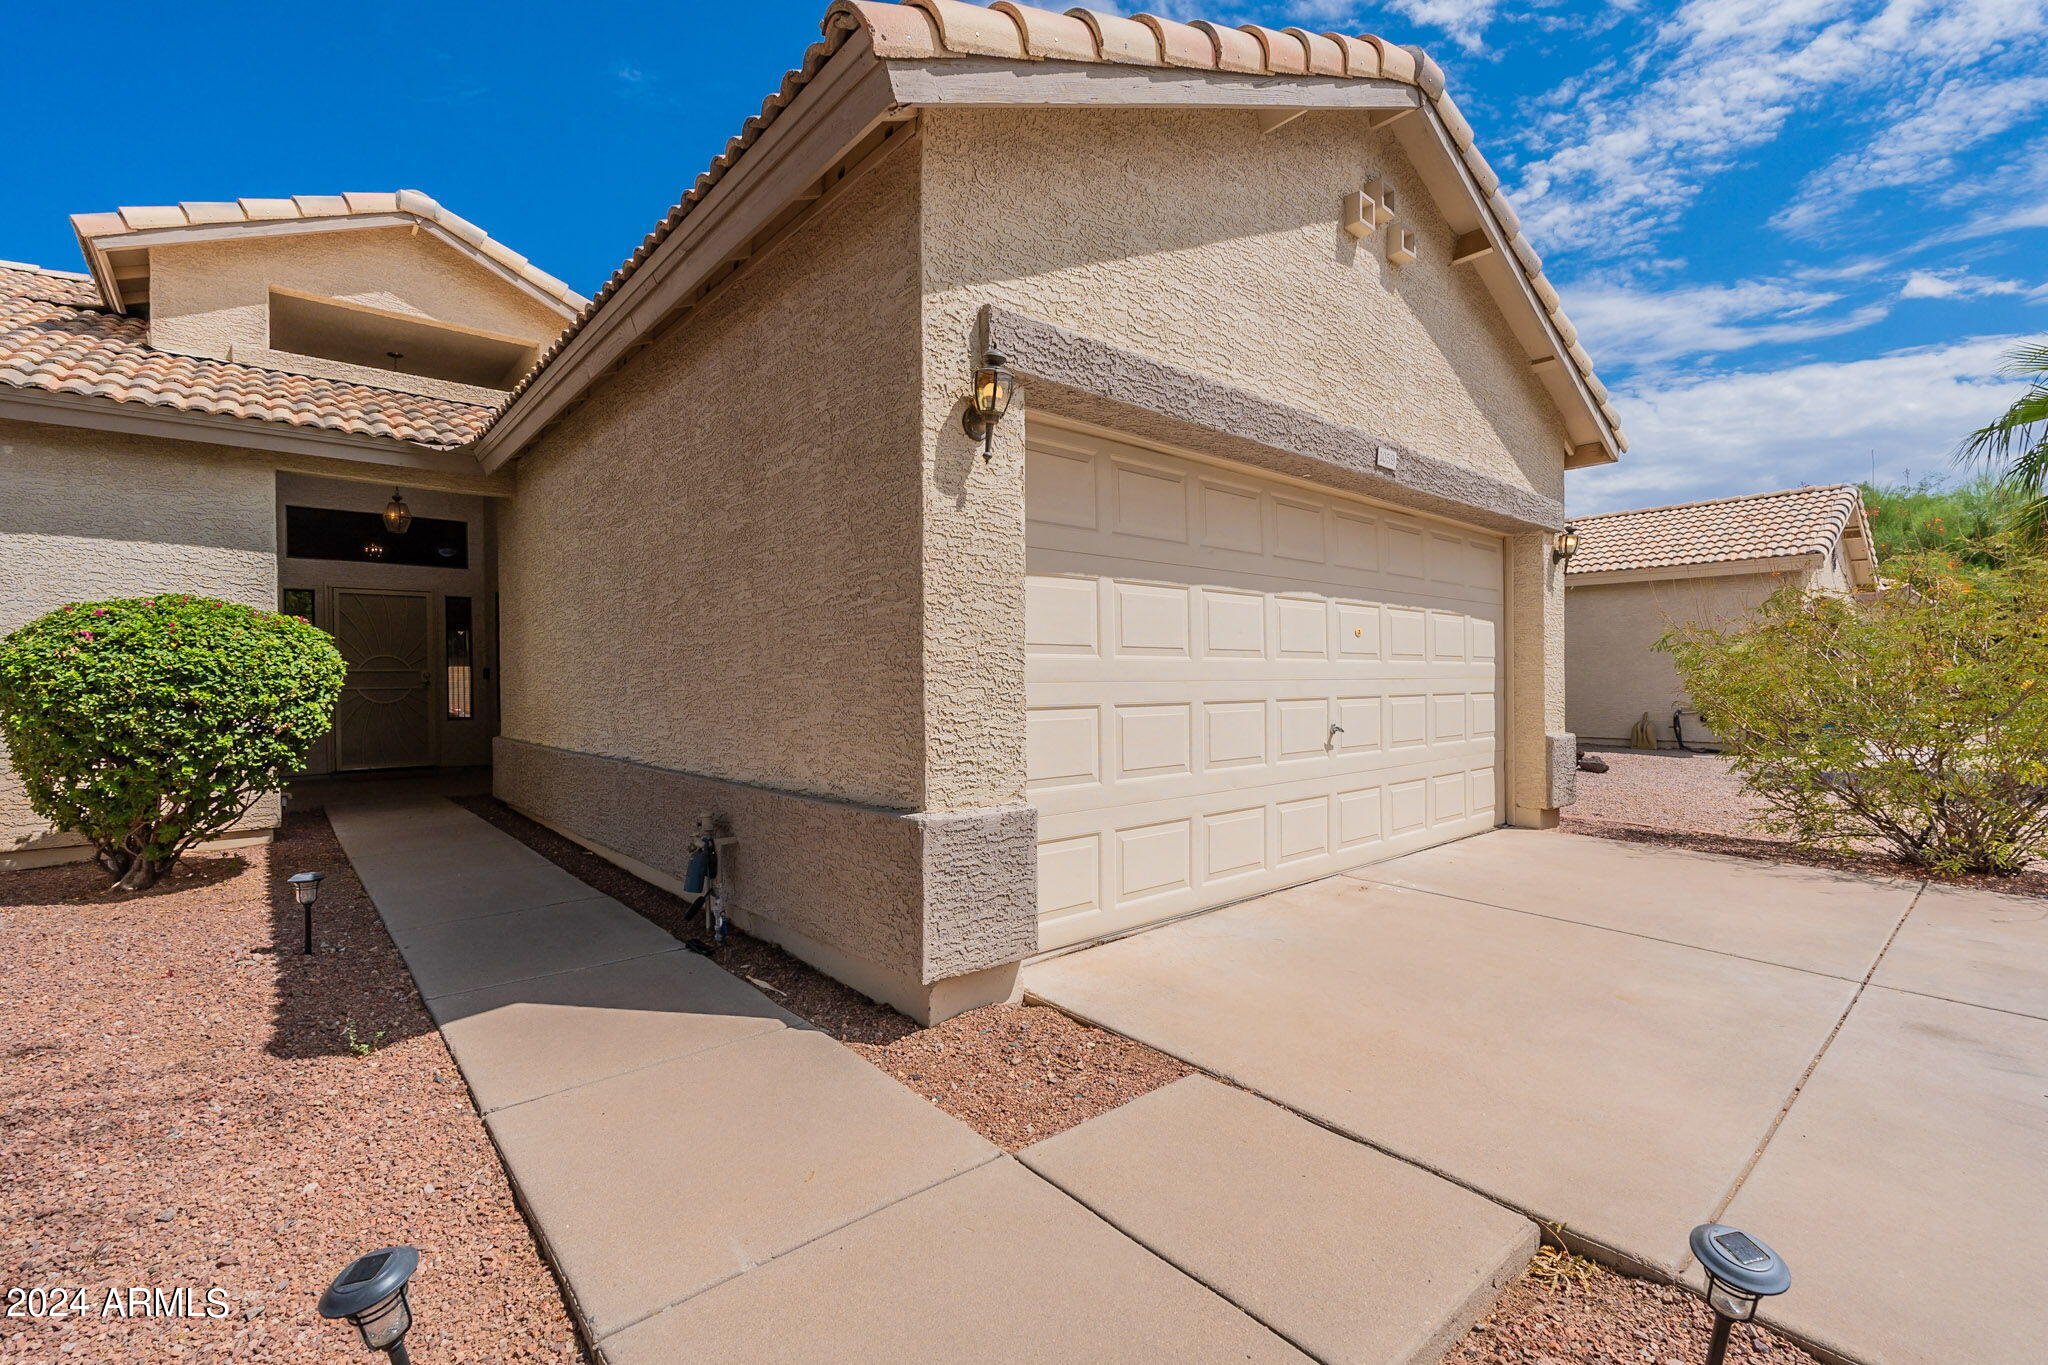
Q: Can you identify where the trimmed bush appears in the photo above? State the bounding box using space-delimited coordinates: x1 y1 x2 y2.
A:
1659 559 2048 874
0 595 344 891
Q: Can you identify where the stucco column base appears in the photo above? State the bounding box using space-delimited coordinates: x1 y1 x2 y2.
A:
494 739 1036 1025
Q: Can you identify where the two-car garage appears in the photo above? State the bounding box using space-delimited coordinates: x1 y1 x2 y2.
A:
1026 422 1507 952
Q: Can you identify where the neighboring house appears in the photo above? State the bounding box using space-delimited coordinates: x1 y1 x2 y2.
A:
1565 485 1878 750
1 0 1624 1022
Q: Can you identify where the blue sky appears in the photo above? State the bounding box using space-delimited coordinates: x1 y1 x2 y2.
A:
7 0 2042 513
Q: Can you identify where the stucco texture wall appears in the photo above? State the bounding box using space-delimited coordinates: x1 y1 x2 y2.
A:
917 106 1573 819
1566 567 1813 747
0 419 279 859
494 140 984 991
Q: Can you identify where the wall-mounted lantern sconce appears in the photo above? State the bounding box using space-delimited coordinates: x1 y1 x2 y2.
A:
382 489 413 535
1553 526 1580 564
961 350 1015 460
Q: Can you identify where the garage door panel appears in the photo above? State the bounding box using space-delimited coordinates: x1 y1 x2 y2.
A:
1028 428 1503 950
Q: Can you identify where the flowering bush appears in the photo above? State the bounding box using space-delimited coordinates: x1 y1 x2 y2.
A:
1659 559 2048 874
0 596 344 890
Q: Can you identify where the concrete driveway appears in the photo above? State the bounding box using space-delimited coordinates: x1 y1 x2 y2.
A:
1024 829 2048 1365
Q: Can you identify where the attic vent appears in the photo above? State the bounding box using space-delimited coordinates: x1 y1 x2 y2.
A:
267 289 538 389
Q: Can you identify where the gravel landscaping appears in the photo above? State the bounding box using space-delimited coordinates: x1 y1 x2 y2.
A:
0 812 583 1362
454 796 1192 1151
1566 748 2048 897
1450 1252 1819 1365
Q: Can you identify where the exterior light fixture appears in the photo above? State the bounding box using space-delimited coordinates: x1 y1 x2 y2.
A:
383 489 413 535
1690 1223 1791 1365
960 350 1015 460
1553 526 1580 564
319 1245 420 1363
289 871 324 955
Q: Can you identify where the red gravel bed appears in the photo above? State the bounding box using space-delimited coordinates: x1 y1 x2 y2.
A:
1566 749 2048 898
454 796 1190 1151
1450 1257 1820 1364
0 813 583 1362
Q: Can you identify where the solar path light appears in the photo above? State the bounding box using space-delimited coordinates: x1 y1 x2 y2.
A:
318 1245 420 1363
289 871 324 955
1690 1223 1791 1365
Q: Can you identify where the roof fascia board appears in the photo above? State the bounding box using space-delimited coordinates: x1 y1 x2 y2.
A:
76 216 581 318
0 384 493 477
1566 553 1823 587
476 32 897 469
1389 104 1619 464
882 56 1420 111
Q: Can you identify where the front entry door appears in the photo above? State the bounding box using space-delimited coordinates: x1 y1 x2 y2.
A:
332 589 434 770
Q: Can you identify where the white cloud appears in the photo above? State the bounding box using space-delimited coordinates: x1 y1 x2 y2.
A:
1774 76 2048 236
1513 0 2048 256
1283 0 1500 51
1569 336 2033 512
1898 268 2038 300
1564 275 1889 366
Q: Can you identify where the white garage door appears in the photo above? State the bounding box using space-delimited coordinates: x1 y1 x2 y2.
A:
1027 425 1505 952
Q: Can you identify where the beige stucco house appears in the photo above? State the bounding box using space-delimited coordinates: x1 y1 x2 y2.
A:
1565 485 1878 750
2 0 1624 1021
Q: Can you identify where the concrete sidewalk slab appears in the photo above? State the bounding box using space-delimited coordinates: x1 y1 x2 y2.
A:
1026 877 1854 1273
601 1157 1311 1365
1871 882 2048 1018
486 1027 1000 1340
346 844 603 936
1021 1076 1535 1365
429 952 801 1113
1351 828 1913 980
1718 988 2048 1365
394 895 678 1000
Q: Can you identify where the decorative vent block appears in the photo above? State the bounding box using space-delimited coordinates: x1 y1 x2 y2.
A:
1387 227 1419 266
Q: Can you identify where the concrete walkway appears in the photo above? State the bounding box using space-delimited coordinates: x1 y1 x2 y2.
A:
326 794 1536 1364
1025 828 2048 1365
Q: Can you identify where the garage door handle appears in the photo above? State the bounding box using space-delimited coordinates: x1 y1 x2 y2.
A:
1329 724 1345 734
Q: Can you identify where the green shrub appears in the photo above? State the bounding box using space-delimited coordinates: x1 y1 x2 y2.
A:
1858 475 2023 569
1659 559 2048 874
0 595 344 891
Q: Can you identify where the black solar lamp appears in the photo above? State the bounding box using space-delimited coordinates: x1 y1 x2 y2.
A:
319 1245 420 1363
1691 1223 1791 1365
289 872 325 955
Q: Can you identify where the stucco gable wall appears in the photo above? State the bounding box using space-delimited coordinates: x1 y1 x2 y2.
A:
918 106 1572 501
1566 567 1819 748
146 227 569 370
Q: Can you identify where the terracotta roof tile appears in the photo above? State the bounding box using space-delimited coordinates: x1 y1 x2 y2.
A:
1567 486 1867 576
70 193 586 311
499 0 1624 456
0 265 495 449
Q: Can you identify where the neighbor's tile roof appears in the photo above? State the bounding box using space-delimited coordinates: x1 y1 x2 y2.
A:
0 264 497 449
503 0 1624 451
1567 485 1866 576
71 192 585 310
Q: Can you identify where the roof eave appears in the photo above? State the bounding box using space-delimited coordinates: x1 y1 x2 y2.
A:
0 382 499 479
1565 553 1827 587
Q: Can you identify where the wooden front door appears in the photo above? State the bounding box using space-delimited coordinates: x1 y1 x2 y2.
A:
333 589 435 770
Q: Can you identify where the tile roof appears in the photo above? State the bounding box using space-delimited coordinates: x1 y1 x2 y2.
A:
1566 485 1868 577
70 191 585 311
0 264 496 449
501 0 1624 451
